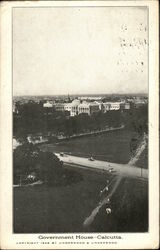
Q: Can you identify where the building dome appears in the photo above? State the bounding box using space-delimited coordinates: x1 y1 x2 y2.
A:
72 99 81 105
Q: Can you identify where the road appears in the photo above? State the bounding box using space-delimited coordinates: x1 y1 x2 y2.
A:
55 153 148 180
55 149 148 228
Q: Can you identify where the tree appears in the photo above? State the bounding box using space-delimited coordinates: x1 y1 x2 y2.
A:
122 104 148 135
13 143 63 185
36 151 63 185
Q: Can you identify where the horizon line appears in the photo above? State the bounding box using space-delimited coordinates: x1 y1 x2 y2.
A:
13 92 148 97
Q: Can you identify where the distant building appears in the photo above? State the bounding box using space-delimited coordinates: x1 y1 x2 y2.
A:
94 101 104 111
89 103 100 114
42 98 131 115
120 102 130 110
110 102 121 110
64 103 72 112
13 102 19 114
43 101 54 108
103 103 111 112
127 98 134 103
70 99 81 116
103 102 121 111
54 103 65 112
78 102 90 115
55 99 101 116
13 138 21 150
27 135 48 144
78 102 99 115
79 96 102 101
134 102 146 108
102 101 130 112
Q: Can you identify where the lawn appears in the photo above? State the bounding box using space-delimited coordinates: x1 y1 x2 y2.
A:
14 167 110 233
14 129 148 233
40 129 139 164
14 165 148 233
90 177 148 232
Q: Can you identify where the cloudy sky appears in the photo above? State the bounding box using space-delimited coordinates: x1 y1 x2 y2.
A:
13 7 148 96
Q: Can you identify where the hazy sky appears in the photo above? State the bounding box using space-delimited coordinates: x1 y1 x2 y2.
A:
13 7 148 96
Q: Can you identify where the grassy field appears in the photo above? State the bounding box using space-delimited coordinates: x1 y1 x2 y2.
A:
14 129 148 233
14 167 109 233
14 165 148 233
90 178 148 232
40 129 139 164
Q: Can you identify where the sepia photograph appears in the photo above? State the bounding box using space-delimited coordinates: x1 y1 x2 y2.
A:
13 4 149 234
0 0 159 249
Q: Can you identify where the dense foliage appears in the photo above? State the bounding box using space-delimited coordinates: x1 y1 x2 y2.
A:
14 102 148 139
14 143 82 185
14 102 125 137
121 104 148 135
13 102 148 185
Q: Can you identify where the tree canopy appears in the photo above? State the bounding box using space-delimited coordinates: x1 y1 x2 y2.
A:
14 143 63 185
13 143 83 186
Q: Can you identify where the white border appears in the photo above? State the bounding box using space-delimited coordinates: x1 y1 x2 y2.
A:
0 1 159 249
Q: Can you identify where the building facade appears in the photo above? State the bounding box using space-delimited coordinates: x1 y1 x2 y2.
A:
120 102 130 110
89 103 100 114
78 103 90 115
69 99 81 116
43 99 130 116
43 101 54 108
110 102 121 110
103 103 111 112
54 103 65 112
64 103 72 112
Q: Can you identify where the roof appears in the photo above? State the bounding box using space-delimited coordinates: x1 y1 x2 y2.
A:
72 99 81 105
78 103 90 108
43 102 53 108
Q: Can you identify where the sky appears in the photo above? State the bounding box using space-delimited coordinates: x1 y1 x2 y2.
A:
13 7 148 96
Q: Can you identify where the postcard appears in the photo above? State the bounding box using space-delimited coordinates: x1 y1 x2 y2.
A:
0 0 159 249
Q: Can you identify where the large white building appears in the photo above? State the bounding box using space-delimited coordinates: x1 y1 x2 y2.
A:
103 103 111 112
69 99 81 116
64 103 72 112
102 102 121 111
89 103 100 114
78 102 90 115
43 101 54 108
109 102 121 110
65 100 100 116
94 101 104 111
43 99 130 116
78 102 100 116
55 103 65 112
102 102 130 112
